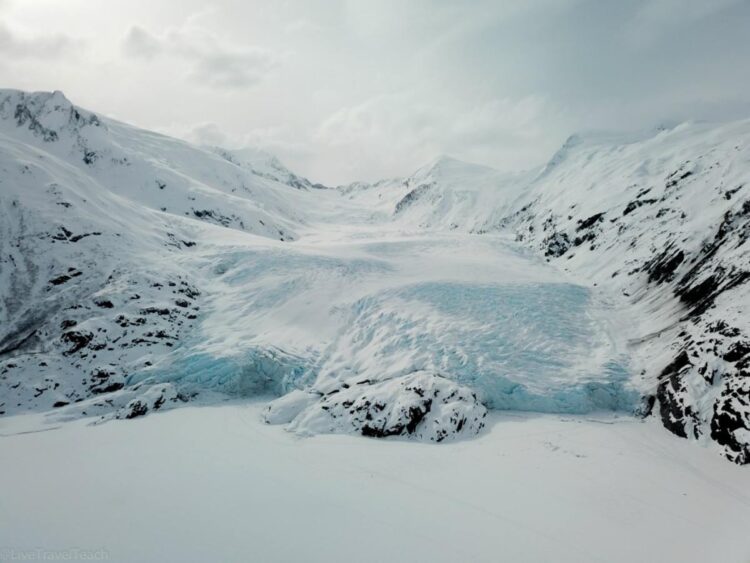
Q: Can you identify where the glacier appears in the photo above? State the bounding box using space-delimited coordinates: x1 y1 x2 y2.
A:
117 229 638 434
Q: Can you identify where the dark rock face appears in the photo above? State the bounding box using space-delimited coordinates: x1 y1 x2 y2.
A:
1 210 203 420
123 400 148 419
623 198 658 216
711 394 750 465
656 352 698 439
576 212 605 231
543 232 571 257
723 341 750 363
336 374 487 442
61 330 93 355
645 246 685 284
395 183 433 215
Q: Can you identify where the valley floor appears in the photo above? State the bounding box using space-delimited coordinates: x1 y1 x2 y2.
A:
2 402 749 563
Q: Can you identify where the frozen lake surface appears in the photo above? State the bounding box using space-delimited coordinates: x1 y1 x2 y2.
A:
2 403 748 563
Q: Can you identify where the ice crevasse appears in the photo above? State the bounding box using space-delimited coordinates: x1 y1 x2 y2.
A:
147 252 638 441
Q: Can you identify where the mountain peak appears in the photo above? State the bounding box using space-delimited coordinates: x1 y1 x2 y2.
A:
210 145 323 190
0 89 102 143
412 154 498 182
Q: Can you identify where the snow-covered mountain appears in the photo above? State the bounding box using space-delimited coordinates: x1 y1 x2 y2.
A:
511 124 750 464
339 155 532 228
0 88 320 419
1 90 749 464
210 145 328 191
342 122 750 463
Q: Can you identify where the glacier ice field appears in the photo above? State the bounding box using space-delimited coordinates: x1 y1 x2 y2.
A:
135 232 639 415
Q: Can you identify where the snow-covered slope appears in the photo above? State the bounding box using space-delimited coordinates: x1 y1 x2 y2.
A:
0 90 310 239
509 123 750 464
338 155 531 229
210 145 328 191
1 90 749 464
0 89 321 420
343 122 750 463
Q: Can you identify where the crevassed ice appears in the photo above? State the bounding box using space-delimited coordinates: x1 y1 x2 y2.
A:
132 347 314 397
314 282 637 414
144 278 637 415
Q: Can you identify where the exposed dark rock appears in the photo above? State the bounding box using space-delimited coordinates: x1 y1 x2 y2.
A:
49 270 82 286
623 198 658 216
394 183 433 214
576 213 605 231
711 397 750 465
140 307 171 316
724 341 750 363
656 352 698 439
644 245 685 284
61 330 93 355
90 381 124 395
124 400 148 419
666 168 694 189
543 232 571 257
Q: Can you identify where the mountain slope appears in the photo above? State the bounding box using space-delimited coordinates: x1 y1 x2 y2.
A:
0 89 323 420
338 155 530 228
504 123 750 464
342 121 750 463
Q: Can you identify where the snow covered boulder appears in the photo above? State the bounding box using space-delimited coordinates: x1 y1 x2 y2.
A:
262 389 319 424
266 371 487 442
113 383 184 420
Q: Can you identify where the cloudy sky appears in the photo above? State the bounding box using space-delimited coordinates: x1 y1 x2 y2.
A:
1 0 749 184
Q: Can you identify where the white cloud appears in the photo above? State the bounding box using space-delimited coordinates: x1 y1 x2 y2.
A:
122 18 279 90
181 122 228 147
0 21 80 59
167 95 559 184
283 19 325 35
627 0 743 44
189 49 277 89
122 26 161 59
635 0 741 26
3 0 747 184
165 121 314 173
312 93 568 183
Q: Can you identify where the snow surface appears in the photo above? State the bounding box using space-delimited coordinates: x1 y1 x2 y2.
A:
1 403 749 563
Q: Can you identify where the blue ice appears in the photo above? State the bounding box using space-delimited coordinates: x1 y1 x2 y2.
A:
322 282 638 414
132 278 637 415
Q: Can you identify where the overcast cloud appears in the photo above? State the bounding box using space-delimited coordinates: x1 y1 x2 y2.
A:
0 0 748 184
